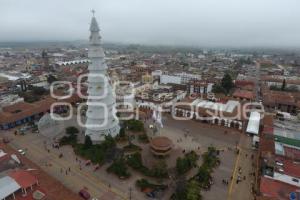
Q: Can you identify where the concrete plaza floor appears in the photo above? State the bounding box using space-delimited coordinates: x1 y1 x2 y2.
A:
3 113 254 200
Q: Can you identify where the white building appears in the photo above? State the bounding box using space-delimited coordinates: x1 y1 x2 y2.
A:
160 72 201 85
85 14 120 141
246 111 261 135
0 95 24 110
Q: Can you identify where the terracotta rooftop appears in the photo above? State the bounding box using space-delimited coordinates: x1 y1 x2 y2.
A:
284 146 300 161
233 89 255 100
9 170 38 189
261 76 300 85
0 94 80 124
150 136 172 150
260 176 300 200
235 80 255 87
263 115 274 128
275 156 300 178
260 115 275 158
263 91 296 106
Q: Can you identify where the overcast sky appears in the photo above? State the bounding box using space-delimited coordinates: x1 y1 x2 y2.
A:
1 0 300 47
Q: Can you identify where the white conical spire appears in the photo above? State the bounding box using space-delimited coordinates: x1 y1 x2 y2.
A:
90 17 100 33
89 11 101 45
85 11 120 141
90 10 99 32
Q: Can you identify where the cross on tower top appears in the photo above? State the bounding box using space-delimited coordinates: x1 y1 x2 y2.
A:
91 9 95 17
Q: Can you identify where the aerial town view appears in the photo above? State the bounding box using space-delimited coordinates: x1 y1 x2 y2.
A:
0 0 300 200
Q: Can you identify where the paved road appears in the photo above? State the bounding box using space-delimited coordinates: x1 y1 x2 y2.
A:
228 134 255 200
254 61 261 102
6 131 129 200
150 115 240 200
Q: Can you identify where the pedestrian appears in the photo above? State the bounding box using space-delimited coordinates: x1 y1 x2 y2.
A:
69 167 71 172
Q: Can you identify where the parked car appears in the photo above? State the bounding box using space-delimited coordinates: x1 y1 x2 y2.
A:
79 189 90 200
18 149 26 155
276 161 284 166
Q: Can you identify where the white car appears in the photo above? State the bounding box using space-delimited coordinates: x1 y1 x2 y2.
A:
18 149 26 155
276 161 284 166
278 168 284 173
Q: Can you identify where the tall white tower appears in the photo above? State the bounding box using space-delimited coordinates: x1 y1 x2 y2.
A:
85 12 120 141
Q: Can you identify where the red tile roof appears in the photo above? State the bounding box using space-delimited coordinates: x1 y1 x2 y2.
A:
260 177 300 200
260 115 275 158
9 170 38 189
235 80 255 87
0 94 81 124
263 115 274 128
284 146 300 161
263 91 296 106
233 89 255 100
275 157 300 178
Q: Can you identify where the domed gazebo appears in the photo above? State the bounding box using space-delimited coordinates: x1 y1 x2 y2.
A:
150 136 173 156
38 113 64 139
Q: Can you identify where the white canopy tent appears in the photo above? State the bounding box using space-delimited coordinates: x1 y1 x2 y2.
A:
246 111 261 135
0 176 21 199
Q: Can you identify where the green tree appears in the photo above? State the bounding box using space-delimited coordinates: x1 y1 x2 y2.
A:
212 84 225 94
102 135 116 149
176 157 190 174
151 160 168 178
176 151 198 174
270 85 281 91
281 79 286 91
186 180 202 200
47 74 57 84
66 126 79 135
107 157 130 178
60 127 78 145
125 119 144 132
196 166 212 187
221 73 234 94
84 135 93 149
119 127 126 138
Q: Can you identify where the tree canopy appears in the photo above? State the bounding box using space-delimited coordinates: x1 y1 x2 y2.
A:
221 73 234 94
212 73 234 95
84 135 93 149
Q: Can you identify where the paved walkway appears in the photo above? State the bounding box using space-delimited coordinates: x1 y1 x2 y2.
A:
6 132 130 200
228 134 256 200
